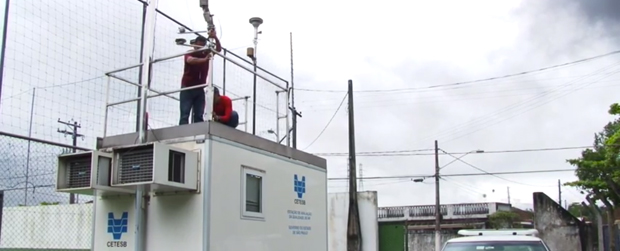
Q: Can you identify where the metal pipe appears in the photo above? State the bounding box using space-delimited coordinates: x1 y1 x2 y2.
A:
244 97 249 132
231 96 250 102
105 63 144 75
108 74 179 101
148 82 208 100
0 130 91 151
152 46 210 63
24 87 35 206
222 50 227 95
251 25 259 135
135 2 159 251
135 3 147 133
204 50 215 122
222 48 289 85
103 77 111 137
107 83 209 107
211 49 285 90
275 91 280 143
0 0 10 111
285 89 291 147
178 29 209 34
107 97 141 107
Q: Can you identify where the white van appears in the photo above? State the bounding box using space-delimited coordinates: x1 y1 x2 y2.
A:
441 229 551 251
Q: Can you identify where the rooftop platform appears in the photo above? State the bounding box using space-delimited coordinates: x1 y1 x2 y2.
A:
96 121 326 169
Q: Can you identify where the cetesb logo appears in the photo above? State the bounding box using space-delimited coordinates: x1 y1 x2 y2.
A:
107 212 128 248
294 174 306 205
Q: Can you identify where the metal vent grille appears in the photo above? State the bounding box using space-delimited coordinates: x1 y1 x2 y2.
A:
117 147 154 184
66 156 91 188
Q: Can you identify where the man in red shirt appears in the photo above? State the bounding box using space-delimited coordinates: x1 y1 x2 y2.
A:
212 86 239 128
179 29 222 125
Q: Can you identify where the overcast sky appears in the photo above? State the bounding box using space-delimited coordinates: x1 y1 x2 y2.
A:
0 0 619 209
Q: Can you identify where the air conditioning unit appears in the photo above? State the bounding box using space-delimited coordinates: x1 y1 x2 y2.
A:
110 142 198 192
56 151 135 196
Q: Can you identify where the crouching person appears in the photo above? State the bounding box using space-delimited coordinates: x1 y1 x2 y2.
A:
211 86 239 128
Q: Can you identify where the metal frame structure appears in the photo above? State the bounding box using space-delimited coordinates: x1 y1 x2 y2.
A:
102 39 290 145
100 3 293 250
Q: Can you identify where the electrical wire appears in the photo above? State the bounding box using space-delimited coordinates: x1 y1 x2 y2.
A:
327 169 576 181
300 80 620 110
410 63 620 147
295 49 620 93
440 177 488 196
313 145 592 156
301 93 348 150
441 149 554 187
439 66 620 145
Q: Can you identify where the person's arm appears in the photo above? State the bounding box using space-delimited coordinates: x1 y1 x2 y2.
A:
185 52 208 65
213 37 222 53
218 97 233 122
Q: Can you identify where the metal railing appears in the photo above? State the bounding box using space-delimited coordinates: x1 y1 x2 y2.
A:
378 202 506 221
102 45 290 145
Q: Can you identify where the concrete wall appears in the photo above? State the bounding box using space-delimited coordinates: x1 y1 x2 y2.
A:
328 191 378 251
0 204 92 249
533 192 592 251
407 230 458 251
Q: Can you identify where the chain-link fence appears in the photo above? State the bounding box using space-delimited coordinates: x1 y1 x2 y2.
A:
0 0 292 249
0 132 93 249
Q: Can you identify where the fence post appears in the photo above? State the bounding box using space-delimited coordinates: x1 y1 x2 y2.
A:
223 49 227 95
0 190 4 245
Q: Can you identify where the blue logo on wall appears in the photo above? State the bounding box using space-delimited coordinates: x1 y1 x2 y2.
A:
294 174 306 199
107 212 128 240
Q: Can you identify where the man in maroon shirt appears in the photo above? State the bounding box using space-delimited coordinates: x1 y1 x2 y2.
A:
212 86 239 128
178 29 222 125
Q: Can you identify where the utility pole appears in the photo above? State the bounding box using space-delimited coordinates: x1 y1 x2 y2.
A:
290 107 302 149
346 80 361 251
57 119 84 204
434 140 441 251
558 179 562 206
507 187 511 205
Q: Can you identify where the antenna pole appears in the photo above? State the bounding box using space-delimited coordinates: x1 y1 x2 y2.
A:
289 32 302 148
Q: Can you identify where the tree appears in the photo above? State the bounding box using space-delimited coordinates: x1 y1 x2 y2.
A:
566 103 620 251
489 211 520 229
565 103 620 204
567 202 595 219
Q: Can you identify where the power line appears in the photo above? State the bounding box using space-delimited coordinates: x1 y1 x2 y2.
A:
313 145 592 156
435 66 620 145
301 92 348 150
327 169 576 181
441 150 550 187
296 49 620 93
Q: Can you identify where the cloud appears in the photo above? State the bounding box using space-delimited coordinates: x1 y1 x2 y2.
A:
562 0 620 41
